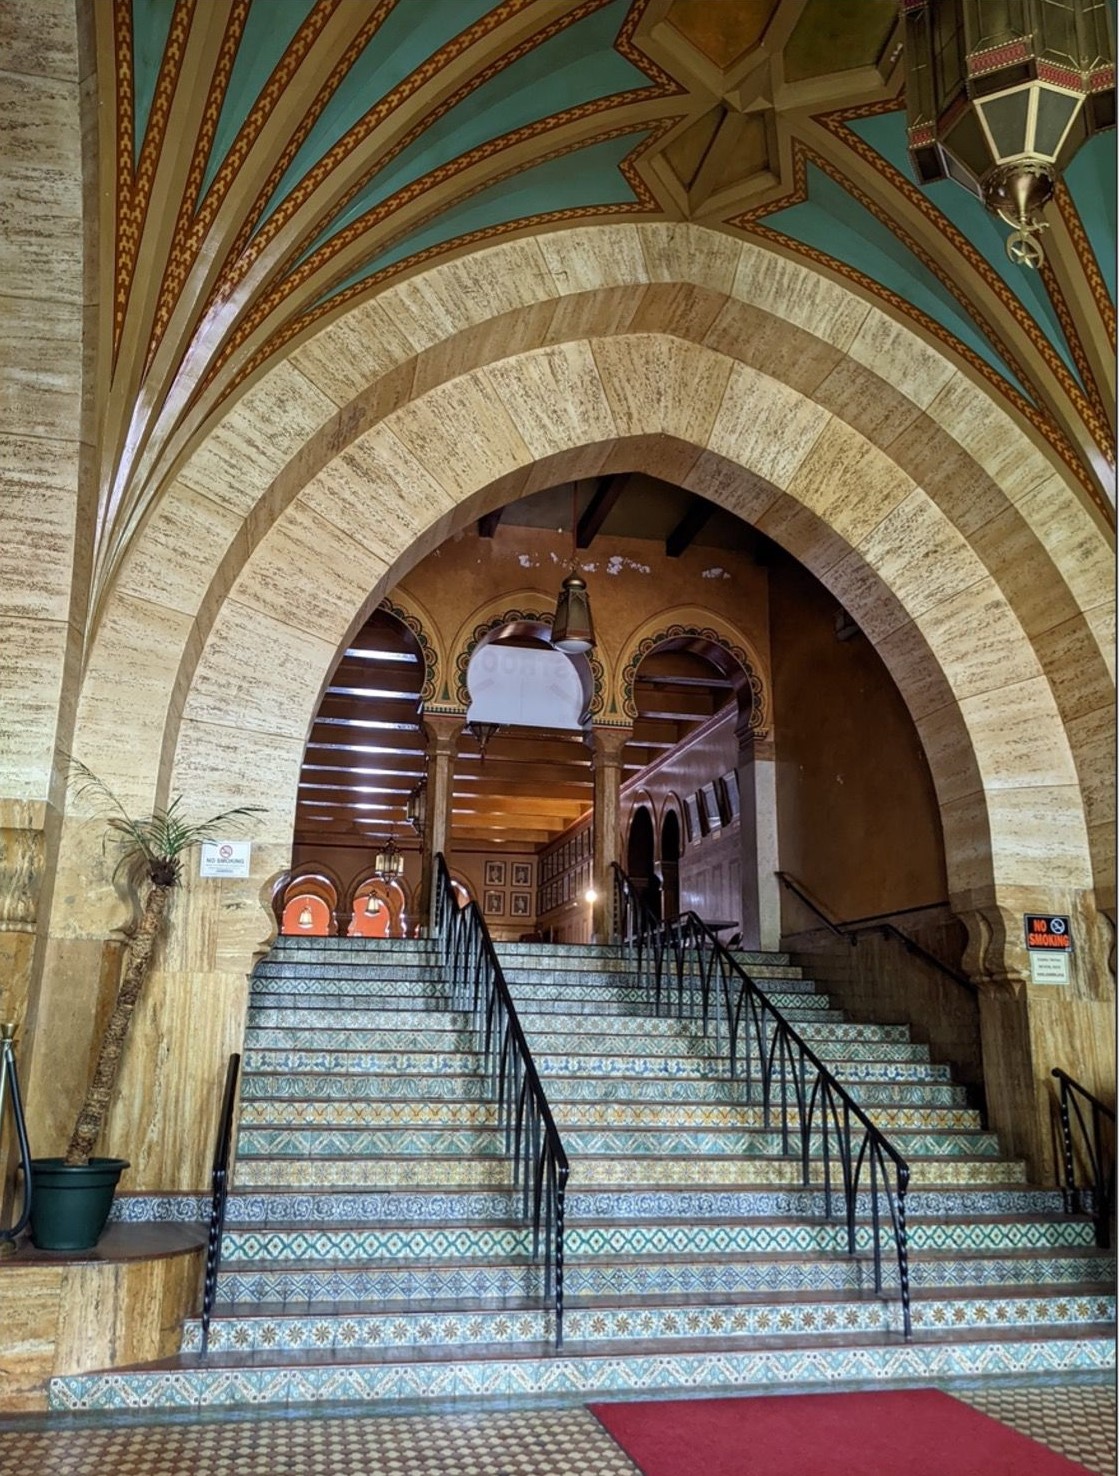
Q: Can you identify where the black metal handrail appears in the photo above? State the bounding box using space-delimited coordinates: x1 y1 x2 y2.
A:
200 1052 241 1355
432 854 570 1350
1053 1068 1115 1248
613 864 912 1336
776 870 976 997
0 1024 32 1246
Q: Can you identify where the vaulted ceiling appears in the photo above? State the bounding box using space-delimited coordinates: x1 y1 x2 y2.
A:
93 0 1115 623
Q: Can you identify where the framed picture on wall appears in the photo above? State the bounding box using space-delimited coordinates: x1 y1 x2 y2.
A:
512 862 532 888
511 892 532 917
484 890 505 916
684 794 701 843
484 860 506 887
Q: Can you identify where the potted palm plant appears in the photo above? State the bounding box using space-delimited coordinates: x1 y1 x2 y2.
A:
29 763 262 1250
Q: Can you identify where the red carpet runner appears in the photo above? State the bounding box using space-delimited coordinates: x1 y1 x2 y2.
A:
588 1388 1095 1476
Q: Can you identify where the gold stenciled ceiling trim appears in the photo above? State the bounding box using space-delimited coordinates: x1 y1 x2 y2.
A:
1054 180 1116 350
191 0 680 404
111 0 195 365
1038 254 1113 438
815 99 1114 463
736 144 1106 514
197 0 531 332
145 0 340 369
203 119 673 411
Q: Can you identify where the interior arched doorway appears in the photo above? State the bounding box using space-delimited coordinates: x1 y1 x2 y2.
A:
661 809 682 923
56 226 1111 1193
626 806 659 921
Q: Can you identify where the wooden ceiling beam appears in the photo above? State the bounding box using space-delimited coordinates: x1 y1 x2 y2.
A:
576 475 626 548
665 495 715 557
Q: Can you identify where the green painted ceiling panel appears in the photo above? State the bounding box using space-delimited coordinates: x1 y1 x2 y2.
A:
258 0 500 228
199 0 313 200
766 163 1031 399
296 0 646 267
848 111 1084 389
316 129 647 306
132 0 177 165
1065 133 1116 302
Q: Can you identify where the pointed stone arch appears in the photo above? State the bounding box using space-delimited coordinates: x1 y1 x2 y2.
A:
55 223 1112 1191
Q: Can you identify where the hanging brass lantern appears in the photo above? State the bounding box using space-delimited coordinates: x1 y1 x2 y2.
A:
374 833 404 879
551 573 596 654
904 0 1115 265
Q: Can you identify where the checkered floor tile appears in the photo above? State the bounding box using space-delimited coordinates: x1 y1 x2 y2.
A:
0 1383 1112 1475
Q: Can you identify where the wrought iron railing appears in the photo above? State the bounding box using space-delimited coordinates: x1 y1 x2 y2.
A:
432 854 570 1350
613 864 912 1336
200 1052 241 1355
776 871 975 997
1053 1068 1115 1248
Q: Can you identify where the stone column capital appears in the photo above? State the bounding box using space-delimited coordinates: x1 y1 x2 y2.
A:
736 727 775 764
423 713 464 756
591 724 632 767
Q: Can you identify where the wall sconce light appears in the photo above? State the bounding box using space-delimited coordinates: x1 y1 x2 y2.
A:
297 904 314 929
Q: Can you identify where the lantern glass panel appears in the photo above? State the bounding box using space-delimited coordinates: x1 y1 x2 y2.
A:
1033 86 1083 155
945 106 993 177
976 86 1032 156
1039 0 1083 63
933 3 968 101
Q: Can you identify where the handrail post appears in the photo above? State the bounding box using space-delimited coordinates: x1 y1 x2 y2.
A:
200 1052 241 1356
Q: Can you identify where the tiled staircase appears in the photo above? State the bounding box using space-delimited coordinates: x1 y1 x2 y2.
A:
52 936 1114 1410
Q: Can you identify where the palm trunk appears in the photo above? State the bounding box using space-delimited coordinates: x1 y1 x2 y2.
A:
64 882 171 1166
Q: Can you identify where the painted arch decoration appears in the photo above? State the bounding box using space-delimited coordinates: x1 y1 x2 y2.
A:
376 594 440 707
619 619 770 738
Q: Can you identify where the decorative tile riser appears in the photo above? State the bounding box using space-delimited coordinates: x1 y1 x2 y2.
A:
243 1010 840 1038
212 1185 1068 1225
242 1031 928 1066
241 1049 947 1079
252 985 828 1011
245 1006 848 1034
233 1154 1025 1191
237 1100 984 1133
238 1072 971 1108
235 1126 1005 1160
500 946 795 969
180 1290 1114 1355
216 1252 1113 1305
255 963 444 982
220 1217 1097 1264
49 1335 1115 1411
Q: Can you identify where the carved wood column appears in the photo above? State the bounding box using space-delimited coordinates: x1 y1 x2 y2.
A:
736 727 781 952
591 725 631 942
419 714 463 929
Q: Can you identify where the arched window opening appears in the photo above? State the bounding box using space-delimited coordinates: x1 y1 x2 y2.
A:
281 892 332 936
661 808 682 922
626 805 659 920
349 878 406 937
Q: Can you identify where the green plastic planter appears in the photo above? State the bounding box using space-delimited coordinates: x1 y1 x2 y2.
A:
28 1158 130 1251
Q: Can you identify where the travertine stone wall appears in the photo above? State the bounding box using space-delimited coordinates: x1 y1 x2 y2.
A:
0 1238 203 1412
11 222 1112 1190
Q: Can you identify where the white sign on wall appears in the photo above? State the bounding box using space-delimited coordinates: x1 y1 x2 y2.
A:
1029 951 1070 986
200 840 252 878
